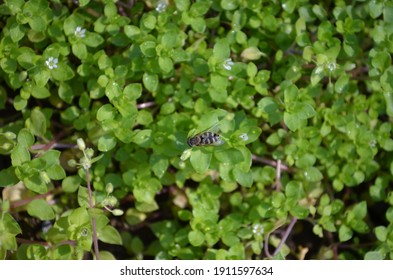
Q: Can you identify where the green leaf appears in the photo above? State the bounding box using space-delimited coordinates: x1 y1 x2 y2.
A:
68 207 90 226
364 251 384 260
17 47 39 69
97 104 116 122
349 201 367 220
158 56 174 74
339 224 353 242
371 51 391 73
98 251 116 260
369 1 383 19
175 0 190 11
79 0 90 6
58 83 74 104
46 164 66 180
231 126 262 145
140 41 157 57
374 226 387 242
124 83 142 100
1 58 17 73
383 92 393 117
27 108 47 137
33 72 51 89
384 4 393 23
296 153 316 168
124 25 141 38
304 166 323 182
11 144 30 166
284 112 306 131
143 73 159 92
211 74 229 91
0 214 21 251
188 230 205 246
135 201 159 212
2 212 22 235
61 106 80 122
141 14 156 31
291 102 316 119
24 174 47 194
27 199 55 220
221 0 238 10
4 0 24 14
161 31 178 49
160 102 175 115
214 149 243 164
233 168 253 187
258 97 282 126
98 134 117 152
190 149 212 174
190 17 206 33
98 225 123 245
39 150 61 167
63 14 84 36
28 16 47 32
222 233 240 247
334 74 349 93
131 129 151 146
72 42 87 59
62 175 81 193
289 204 309 219
150 154 169 178
77 186 90 208
133 178 161 205
137 110 153 126
285 181 305 200
213 39 230 60
13 96 27 111
52 63 75 81
0 167 18 187
104 2 117 17
83 32 104 47
190 1 210 17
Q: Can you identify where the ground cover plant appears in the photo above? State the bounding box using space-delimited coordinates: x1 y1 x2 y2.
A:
1 0 393 260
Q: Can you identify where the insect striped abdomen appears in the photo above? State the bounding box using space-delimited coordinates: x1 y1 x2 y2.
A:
187 132 221 147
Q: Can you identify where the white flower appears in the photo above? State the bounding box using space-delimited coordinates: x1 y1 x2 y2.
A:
45 57 58 69
252 224 264 235
223 58 234 70
74 26 86 38
239 133 249 141
156 1 167 12
327 62 336 72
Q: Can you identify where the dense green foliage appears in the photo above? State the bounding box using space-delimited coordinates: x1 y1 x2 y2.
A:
1 0 393 260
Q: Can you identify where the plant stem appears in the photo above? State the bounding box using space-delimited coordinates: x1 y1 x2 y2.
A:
264 217 298 258
85 166 100 260
251 154 292 172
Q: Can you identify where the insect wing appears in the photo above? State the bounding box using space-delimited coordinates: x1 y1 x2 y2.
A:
212 137 224 146
187 122 224 147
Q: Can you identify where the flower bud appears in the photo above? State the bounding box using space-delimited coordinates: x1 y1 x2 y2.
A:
76 138 86 151
112 209 124 216
241 47 264 61
105 183 114 194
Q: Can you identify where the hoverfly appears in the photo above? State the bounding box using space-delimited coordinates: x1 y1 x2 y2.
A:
187 124 224 147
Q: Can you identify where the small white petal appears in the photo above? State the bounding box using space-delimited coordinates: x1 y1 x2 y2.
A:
156 1 167 12
223 58 234 70
74 26 86 38
45 57 58 69
239 133 249 141
327 62 336 72
252 224 264 235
